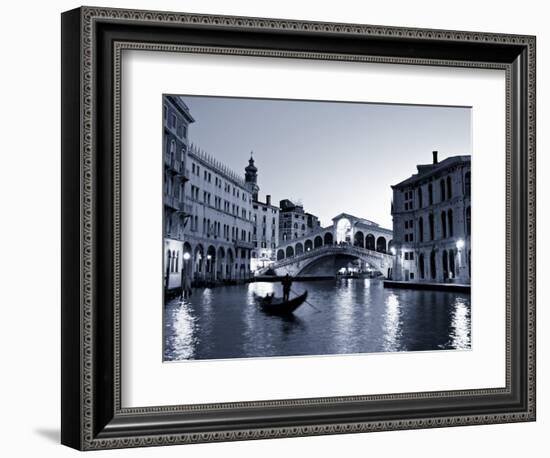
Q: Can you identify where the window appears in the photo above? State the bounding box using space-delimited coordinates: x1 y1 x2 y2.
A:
170 113 176 128
419 253 425 279
441 211 447 238
418 187 423 208
428 183 433 205
440 178 446 201
429 214 435 240
169 140 176 161
465 171 471 196
466 206 471 235
447 209 454 237
418 217 424 242
446 176 452 198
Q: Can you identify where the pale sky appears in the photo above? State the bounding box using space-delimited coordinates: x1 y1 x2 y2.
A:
175 95 471 229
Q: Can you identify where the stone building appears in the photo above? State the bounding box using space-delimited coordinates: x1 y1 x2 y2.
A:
182 145 255 282
390 151 471 284
278 199 321 243
163 96 194 293
244 156 280 272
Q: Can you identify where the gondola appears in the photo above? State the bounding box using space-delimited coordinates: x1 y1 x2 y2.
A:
255 291 308 316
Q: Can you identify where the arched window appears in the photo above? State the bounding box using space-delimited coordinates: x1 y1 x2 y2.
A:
419 253 425 279
418 217 424 242
166 250 172 274
365 234 375 250
170 139 176 162
440 178 446 201
465 172 471 196
277 249 285 260
354 231 365 248
376 237 387 253
430 250 436 279
428 183 433 205
446 176 452 199
466 206 471 235
449 249 456 278
418 187 423 208
301 224 305 231
442 250 449 280
293 222 298 229
441 211 447 238
447 209 454 237
429 214 435 240
286 246 294 258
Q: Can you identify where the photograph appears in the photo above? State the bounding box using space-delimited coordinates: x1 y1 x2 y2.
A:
162 95 472 361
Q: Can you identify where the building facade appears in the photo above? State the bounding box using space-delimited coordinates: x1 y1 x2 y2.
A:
278 199 321 243
163 96 194 292
244 156 280 272
390 151 471 284
182 145 255 283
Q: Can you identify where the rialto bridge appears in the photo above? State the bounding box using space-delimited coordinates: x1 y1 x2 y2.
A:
261 213 394 277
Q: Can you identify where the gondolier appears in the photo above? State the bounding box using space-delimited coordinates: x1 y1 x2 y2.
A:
281 274 293 302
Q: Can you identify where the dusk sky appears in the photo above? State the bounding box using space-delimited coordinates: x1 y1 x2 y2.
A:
176 95 471 229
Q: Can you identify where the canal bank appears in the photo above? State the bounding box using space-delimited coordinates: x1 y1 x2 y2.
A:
384 280 470 293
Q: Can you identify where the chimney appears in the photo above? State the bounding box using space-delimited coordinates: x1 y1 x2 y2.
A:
266 195 271 206
432 150 439 164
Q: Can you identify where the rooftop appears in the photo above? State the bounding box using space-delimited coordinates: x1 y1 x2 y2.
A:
392 154 471 189
188 144 248 189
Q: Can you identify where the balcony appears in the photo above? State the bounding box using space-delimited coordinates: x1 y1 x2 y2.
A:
234 239 255 249
164 153 183 174
181 202 194 215
164 194 179 210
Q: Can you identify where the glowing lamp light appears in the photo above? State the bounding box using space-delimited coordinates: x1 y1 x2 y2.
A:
456 239 465 250
207 254 212 260
183 252 191 261
390 247 397 255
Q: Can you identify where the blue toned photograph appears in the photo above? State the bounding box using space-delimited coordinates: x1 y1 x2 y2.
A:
162 95 471 361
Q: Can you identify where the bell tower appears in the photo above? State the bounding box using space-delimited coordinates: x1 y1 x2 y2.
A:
244 152 259 201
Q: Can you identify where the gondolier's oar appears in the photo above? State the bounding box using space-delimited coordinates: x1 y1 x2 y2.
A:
291 288 322 312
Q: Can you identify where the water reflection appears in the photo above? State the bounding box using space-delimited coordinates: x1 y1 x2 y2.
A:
448 297 471 350
383 293 402 352
163 279 471 361
163 299 197 360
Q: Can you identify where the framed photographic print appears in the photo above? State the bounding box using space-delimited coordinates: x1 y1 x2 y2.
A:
61 6 536 450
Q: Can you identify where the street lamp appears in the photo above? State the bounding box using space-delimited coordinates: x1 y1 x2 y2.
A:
390 247 396 256
181 252 191 299
456 239 465 250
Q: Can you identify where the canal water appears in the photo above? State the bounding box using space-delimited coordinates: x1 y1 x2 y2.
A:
163 279 471 361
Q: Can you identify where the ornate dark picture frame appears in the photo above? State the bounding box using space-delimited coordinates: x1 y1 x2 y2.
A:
61 6 536 450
